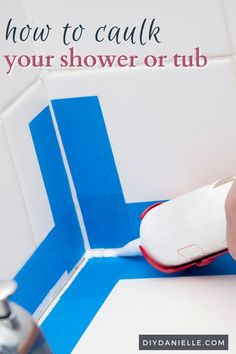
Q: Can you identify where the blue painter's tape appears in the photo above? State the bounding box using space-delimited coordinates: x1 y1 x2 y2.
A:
30 107 85 270
42 254 236 354
41 257 161 354
51 97 166 248
14 210 85 314
14 222 66 314
12 99 166 314
16 95 236 354
52 96 134 248
13 107 85 314
30 107 73 223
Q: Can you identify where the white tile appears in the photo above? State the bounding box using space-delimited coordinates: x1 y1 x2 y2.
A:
44 58 236 203
223 0 236 54
1 81 55 245
0 122 36 279
73 276 236 354
24 0 230 72
0 0 39 111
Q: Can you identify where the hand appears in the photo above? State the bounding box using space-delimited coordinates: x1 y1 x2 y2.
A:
225 180 236 259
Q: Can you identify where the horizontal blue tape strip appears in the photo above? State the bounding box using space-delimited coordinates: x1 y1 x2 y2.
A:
14 210 84 313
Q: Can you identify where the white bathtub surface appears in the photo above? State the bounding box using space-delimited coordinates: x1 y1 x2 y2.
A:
72 275 236 354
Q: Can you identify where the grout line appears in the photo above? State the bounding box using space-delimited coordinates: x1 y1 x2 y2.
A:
220 0 236 79
0 53 233 116
220 0 235 56
37 255 89 325
39 53 236 77
0 72 42 116
36 244 140 325
0 121 39 248
36 244 138 325
0 0 44 115
42 81 91 251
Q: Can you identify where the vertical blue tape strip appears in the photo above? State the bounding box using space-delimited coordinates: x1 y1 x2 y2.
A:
13 107 85 313
29 106 85 272
52 96 134 248
52 96 167 247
